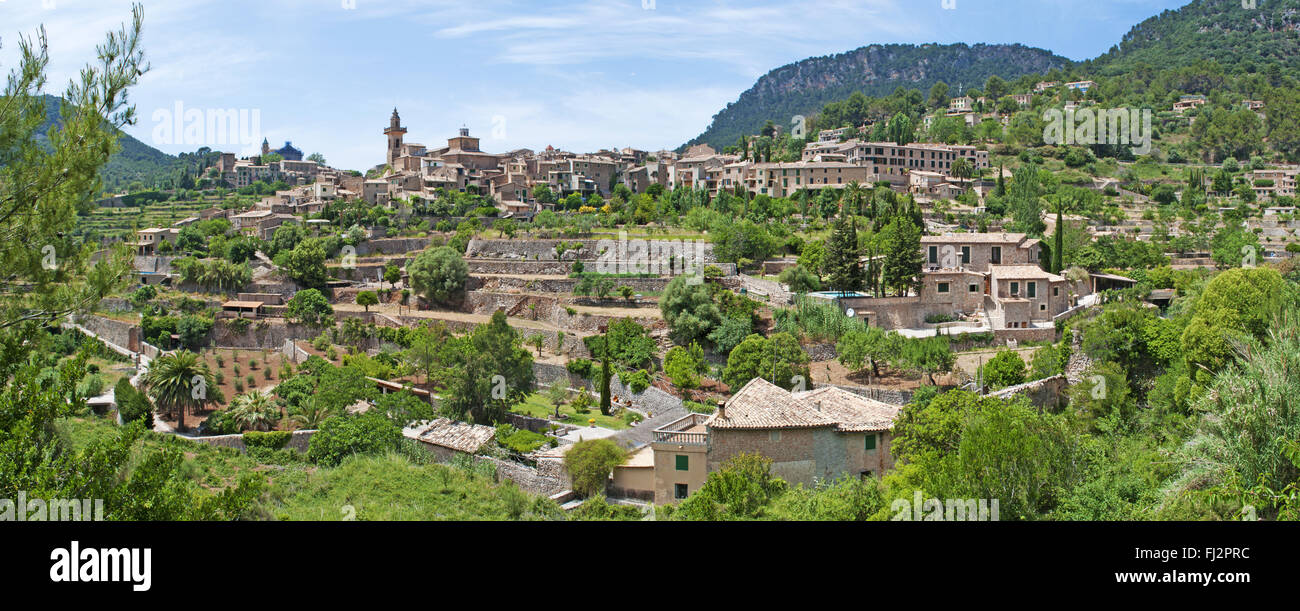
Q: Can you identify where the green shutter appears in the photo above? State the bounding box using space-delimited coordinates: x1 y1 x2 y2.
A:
676 455 689 471
865 434 877 450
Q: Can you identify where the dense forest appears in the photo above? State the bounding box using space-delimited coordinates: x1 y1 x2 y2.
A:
687 0 1300 153
681 43 1069 152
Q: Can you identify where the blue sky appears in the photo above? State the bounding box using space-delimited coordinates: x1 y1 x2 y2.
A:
2 0 1193 171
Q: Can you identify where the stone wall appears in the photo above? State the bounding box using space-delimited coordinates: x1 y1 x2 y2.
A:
174 429 317 453
477 456 569 496
76 314 138 351
985 375 1068 410
815 382 913 406
355 237 433 256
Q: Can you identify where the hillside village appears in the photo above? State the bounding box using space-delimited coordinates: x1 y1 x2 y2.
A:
9 0 1300 523
73 82 1300 513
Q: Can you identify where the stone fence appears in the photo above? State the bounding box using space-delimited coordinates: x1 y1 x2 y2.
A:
173 429 317 453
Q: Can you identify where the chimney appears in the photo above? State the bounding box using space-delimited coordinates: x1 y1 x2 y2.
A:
717 402 726 419
815 401 822 412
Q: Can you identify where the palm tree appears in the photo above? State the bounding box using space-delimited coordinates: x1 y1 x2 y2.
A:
950 158 974 192
842 181 866 218
144 350 222 432
228 390 280 432
290 401 332 429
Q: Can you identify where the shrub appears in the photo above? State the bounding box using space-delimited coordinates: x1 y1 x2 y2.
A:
203 409 240 435
563 439 628 497
243 430 292 450
307 412 403 467
566 358 594 377
623 369 651 394
114 378 155 429
495 424 550 454
683 400 717 414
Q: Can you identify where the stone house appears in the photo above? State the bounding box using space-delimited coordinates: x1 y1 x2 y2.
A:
650 379 901 505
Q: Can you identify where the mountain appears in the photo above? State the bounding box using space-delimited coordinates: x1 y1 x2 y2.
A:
34 94 180 192
1086 0 1300 78
682 43 1070 151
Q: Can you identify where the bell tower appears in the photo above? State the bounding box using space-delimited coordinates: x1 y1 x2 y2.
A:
384 108 407 168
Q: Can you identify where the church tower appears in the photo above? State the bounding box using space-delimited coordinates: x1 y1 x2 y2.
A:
384 108 407 168
261 137 270 156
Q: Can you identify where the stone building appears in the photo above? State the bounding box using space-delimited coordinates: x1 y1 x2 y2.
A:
650 379 901 505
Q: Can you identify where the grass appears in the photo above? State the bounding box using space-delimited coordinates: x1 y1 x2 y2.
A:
264 452 563 521
53 415 564 521
511 391 628 430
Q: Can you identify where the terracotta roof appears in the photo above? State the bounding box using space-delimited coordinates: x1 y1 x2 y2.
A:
793 387 901 432
707 378 837 430
922 232 1027 244
992 265 1063 281
403 418 495 454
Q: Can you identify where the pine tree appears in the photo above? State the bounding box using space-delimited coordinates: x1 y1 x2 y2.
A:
825 218 863 292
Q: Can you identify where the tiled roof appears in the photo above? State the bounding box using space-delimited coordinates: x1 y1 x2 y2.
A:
793 387 901 432
922 232 1027 244
707 378 837 430
992 265 1063 281
402 418 496 454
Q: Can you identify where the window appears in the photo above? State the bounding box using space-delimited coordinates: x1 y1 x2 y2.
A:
1028 282 1037 298
674 484 688 500
969 284 979 293
928 246 938 264
865 434 877 450
991 246 1002 264
937 282 950 293
769 430 782 442
1010 281 1020 295
961 246 971 264
1040 304 1047 311
675 455 689 471
1053 286 1060 297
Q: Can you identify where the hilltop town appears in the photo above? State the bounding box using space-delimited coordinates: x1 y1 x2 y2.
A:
8 0 1300 524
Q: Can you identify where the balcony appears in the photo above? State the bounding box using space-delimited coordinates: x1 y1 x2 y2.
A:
652 413 710 446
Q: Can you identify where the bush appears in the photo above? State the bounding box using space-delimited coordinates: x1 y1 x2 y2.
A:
243 430 292 450
495 424 549 454
307 412 403 467
566 358 594 377
623 369 651 394
203 409 240 435
408 245 469 305
114 378 155 429
563 439 628 497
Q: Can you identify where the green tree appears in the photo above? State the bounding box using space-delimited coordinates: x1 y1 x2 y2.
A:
306 412 402 467
879 217 923 296
721 332 810 391
660 275 723 346
980 349 1027 389
144 350 223 431
824 219 863 292
408 245 468 306
675 453 787 520
286 288 334 327
564 439 628 497
355 290 379 312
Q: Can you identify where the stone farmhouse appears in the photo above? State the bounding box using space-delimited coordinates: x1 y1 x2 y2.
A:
649 378 901 505
829 231 1081 338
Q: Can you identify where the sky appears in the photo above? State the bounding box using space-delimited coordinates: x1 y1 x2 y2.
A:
1 0 1195 171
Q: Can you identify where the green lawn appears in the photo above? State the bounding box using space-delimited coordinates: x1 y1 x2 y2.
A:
511 392 628 430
